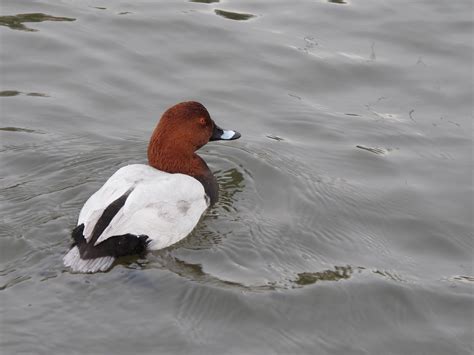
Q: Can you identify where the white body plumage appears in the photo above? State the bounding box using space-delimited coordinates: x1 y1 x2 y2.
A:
63 164 209 273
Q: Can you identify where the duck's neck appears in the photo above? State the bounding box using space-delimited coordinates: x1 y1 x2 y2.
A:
148 142 219 205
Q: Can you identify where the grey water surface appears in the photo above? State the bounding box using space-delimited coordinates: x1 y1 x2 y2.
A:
0 0 472 354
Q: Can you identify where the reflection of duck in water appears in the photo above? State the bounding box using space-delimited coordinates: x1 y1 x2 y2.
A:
63 101 241 273
213 168 246 212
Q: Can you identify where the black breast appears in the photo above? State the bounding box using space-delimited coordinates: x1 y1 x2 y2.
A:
194 173 218 205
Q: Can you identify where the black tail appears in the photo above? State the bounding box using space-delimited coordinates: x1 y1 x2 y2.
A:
71 223 150 260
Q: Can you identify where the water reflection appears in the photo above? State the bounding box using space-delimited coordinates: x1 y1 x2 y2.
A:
0 90 20 97
0 90 49 97
145 254 361 292
0 13 75 32
266 134 285 141
215 167 245 213
372 269 404 282
356 145 389 155
294 265 355 286
148 253 276 291
447 275 474 283
0 275 32 291
27 92 49 97
190 0 219 3
214 9 255 21
0 127 41 134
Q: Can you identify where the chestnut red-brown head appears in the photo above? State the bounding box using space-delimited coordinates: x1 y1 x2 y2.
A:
147 101 240 175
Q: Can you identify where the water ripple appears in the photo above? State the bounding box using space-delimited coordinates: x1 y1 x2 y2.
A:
0 13 75 32
214 9 255 21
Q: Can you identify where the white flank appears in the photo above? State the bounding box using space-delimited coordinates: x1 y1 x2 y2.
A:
63 246 115 273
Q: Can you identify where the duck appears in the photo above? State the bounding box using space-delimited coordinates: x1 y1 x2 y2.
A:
63 101 241 273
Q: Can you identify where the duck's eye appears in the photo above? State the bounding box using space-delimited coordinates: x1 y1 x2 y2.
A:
198 117 207 126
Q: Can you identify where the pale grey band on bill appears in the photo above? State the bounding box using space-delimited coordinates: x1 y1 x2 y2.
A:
210 125 241 141
220 130 238 140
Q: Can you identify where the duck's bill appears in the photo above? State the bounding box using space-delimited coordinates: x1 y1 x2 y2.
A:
210 124 241 141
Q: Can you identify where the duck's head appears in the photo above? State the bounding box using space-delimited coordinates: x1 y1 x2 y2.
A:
147 101 241 172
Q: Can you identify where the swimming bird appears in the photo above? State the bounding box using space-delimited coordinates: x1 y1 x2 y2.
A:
63 101 241 273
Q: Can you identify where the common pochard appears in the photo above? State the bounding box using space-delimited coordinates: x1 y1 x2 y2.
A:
63 101 240 273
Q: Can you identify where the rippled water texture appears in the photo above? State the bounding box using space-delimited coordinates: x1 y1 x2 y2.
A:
1 0 472 354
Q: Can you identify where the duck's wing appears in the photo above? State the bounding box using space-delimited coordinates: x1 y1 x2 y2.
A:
94 173 209 248
78 164 160 243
